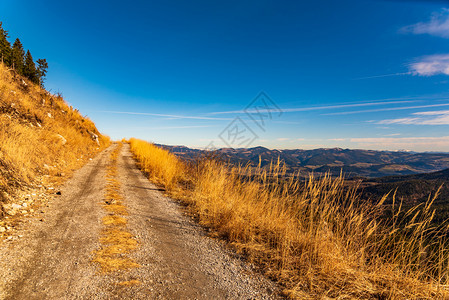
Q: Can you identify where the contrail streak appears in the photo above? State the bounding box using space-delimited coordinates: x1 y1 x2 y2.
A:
353 72 411 80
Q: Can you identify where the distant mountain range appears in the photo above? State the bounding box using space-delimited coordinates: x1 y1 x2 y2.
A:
158 144 449 223
158 144 449 178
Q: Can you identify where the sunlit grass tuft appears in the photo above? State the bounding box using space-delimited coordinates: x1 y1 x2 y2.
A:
116 279 141 286
128 139 184 188
103 215 127 226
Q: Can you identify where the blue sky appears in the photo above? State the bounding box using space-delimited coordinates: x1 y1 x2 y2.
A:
1 0 449 151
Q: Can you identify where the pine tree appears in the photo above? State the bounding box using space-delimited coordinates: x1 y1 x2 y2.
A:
11 38 25 75
24 50 38 84
36 58 48 87
0 22 11 65
0 23 50 86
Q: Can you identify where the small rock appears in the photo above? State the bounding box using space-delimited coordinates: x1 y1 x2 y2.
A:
56 134 67 145
56 191 62 195
11 203 21 210
0 227 6 233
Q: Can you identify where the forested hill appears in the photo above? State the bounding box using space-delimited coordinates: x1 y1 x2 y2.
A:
157 144 449 178
360 168 449 224
0 22 48 86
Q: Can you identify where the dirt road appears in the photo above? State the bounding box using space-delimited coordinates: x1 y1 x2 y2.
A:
0 144 280 299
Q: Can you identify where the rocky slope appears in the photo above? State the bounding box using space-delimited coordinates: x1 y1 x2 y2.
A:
0 62 109 230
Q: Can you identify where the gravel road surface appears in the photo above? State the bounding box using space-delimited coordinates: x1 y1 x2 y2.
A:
0 144 281 299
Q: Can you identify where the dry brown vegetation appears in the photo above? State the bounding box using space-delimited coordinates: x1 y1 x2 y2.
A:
92 143 140 275
0 62 110 215
129 138 449 299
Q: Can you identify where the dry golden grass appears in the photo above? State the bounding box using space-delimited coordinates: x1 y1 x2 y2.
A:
92 143 140 274
129 139 184 188
0 62 110 211
103 215 127 226
116 279 141 286
129 138 449 299
91 252 139 274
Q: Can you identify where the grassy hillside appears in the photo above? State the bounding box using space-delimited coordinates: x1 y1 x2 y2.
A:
130 138 449 299
0 62 110 216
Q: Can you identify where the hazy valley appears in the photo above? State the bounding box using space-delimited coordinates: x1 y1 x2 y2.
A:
159 144 449 178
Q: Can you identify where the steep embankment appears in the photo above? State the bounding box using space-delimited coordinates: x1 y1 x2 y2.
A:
0 62 109 220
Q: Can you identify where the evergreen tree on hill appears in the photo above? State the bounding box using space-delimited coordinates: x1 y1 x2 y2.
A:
24 50 38 84
0 22 49 86
36 58 48 87
11 38 25 75
0 22 11 65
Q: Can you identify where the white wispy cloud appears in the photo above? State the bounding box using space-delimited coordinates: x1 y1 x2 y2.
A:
378 118 421 125
353 72 411 80
101 110 232 121
359 54 449 78
209 99 419 115
401 9 449 38
101 97 449 124
135 125 217 130
296 144 328 149
409 54 449 76
323 103 449 116
415 109 449 115
378 109 449 125
272 120 303 124
350 136 449 151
